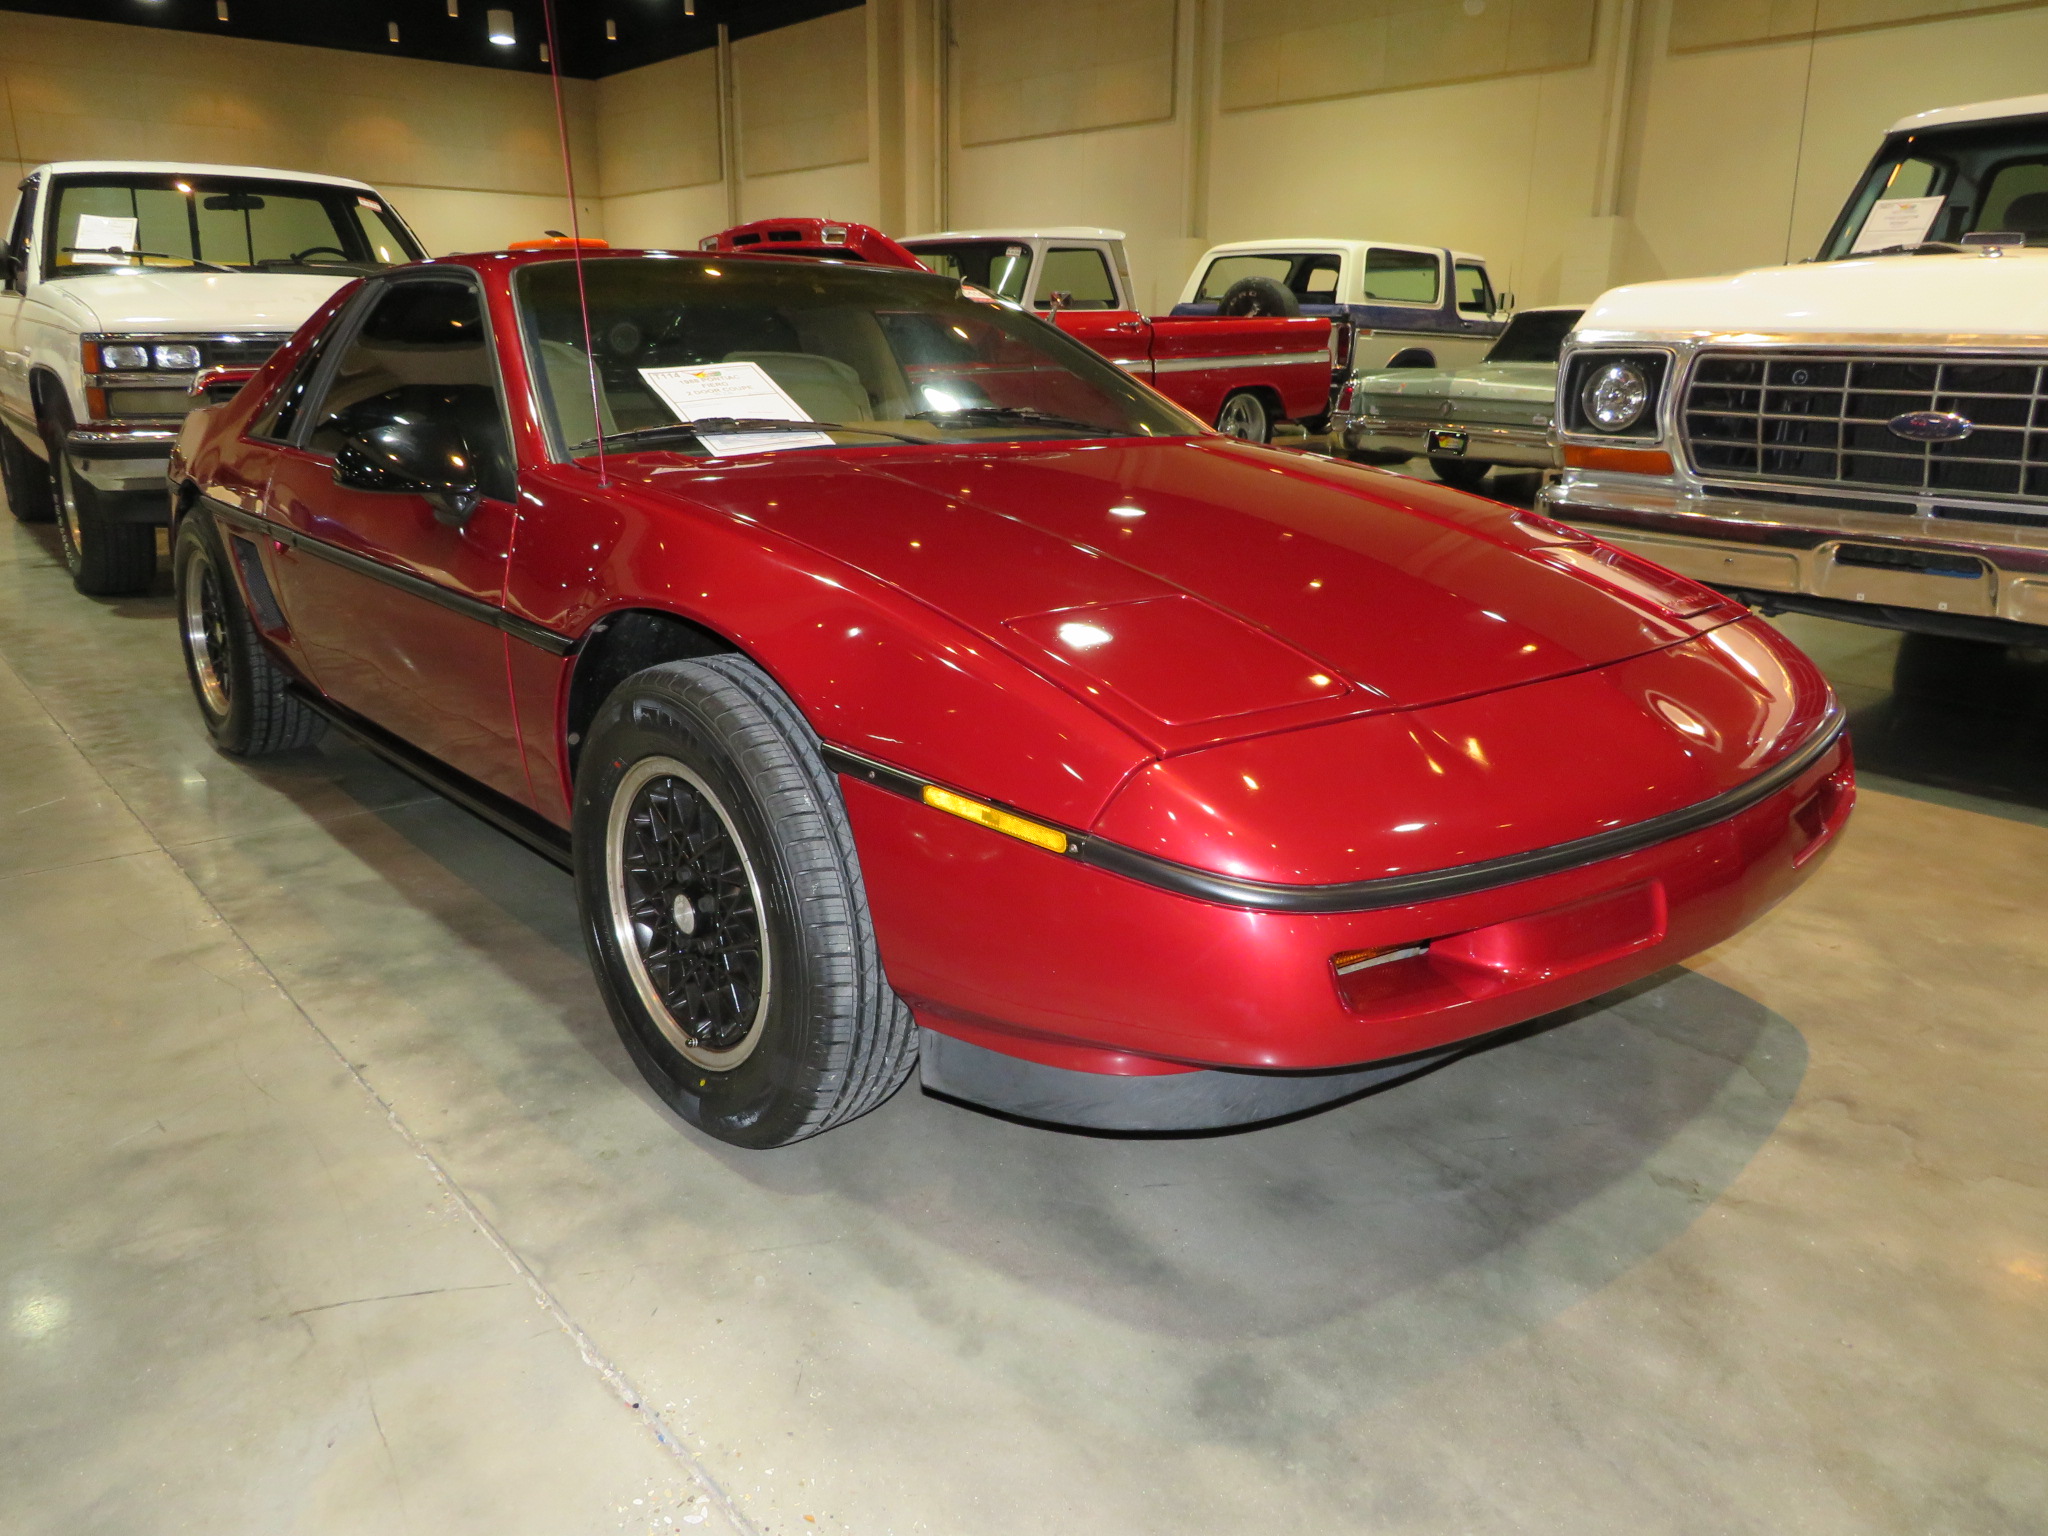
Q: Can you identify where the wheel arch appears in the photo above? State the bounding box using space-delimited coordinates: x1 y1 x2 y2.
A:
563 607 744 774
1386 347 1437 369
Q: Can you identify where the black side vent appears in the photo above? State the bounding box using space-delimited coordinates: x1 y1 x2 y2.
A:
229 535 288 632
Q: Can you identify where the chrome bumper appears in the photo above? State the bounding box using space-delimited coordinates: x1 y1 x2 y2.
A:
65 426 178 494
1337 414 1557 468
1541 472 2048 632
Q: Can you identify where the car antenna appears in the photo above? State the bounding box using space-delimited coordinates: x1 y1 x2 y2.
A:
540 0 608 486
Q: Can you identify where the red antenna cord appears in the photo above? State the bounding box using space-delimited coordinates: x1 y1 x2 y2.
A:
540 0 608 485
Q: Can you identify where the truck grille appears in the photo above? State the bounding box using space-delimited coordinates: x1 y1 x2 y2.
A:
1681 350 2048 503
201 334 293 368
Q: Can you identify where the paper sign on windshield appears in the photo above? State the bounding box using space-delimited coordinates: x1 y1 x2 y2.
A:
637 361 835 456
70 213 138 263
1851 196 1944 254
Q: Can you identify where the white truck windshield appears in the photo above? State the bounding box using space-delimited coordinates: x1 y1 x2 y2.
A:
1821 117 2048 258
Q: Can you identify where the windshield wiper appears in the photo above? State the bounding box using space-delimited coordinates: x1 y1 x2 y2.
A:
908 405 1122 434
61 246 238 273
1847 241 1968 259
581 418 936 452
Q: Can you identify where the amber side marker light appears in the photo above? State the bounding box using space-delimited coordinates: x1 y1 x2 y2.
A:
1564 444 1674 475
922 786 1070 854
1333 942 1429 977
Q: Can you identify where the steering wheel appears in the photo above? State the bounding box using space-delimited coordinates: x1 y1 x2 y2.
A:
289 245 352 265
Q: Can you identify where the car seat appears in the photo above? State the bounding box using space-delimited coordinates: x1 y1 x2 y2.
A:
723 351 873 423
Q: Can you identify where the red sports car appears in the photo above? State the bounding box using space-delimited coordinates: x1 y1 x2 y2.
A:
168 248 1852 1147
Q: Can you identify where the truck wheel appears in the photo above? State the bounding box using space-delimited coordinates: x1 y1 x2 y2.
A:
53 449 157 595
1216 391 1273 443
574 655 916 1148
1216 276 1300 318
1430 456 1491 491
173 512 326 756
0 425 55 524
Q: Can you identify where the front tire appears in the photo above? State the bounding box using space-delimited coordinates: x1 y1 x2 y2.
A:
1216 390 1273 443
55 449 156 595
173 513 326 756
574 655 915 1148
1429 456 1491 491
0 424 55 523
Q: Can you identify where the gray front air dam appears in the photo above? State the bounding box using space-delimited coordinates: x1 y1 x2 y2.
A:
917 1028 1464 1133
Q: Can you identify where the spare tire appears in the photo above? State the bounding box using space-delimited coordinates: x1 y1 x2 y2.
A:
1216 276 1300 318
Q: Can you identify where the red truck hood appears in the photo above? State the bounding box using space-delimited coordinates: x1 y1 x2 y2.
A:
617 437 1735 752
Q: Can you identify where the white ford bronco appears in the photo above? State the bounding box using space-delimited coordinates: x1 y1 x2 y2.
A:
0 161 425 593
1544 94 2048 643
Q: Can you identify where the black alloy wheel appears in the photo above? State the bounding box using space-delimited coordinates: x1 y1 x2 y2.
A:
574 655 916 1148
53 447 157 595
0 424 55 523
1216 390 1272 443
172 512 326 756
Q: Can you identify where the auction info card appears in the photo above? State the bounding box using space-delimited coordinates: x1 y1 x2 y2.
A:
70 213 138 262
637 361 834 455
1851 196 1944 254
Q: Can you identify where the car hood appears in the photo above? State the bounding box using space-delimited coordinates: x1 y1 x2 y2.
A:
1579 248 2048 340
622 437 1734 752
39 270 354 334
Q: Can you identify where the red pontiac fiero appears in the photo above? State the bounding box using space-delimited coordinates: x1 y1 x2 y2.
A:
168 249 1852 1147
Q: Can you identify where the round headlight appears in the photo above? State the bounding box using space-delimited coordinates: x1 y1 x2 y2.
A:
1581 360 1650 433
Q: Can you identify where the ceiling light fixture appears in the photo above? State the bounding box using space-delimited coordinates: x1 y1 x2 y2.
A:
387 21 400 42
487 8 516 44
684 0 696 14
538 41 551 62
446 0 459 13
215 0 229 17
606 18 618 39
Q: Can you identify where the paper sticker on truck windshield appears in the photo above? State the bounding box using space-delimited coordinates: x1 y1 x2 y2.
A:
70 214 138 262
1851 196 1944 254
638 361 836 456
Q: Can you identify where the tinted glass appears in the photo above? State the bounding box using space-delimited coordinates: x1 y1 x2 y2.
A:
1196 252 1340 303
515 257 1199 456
1034 247 1118 309
1454 262 1493 314
306 280 513 498
1362 248 1440 304
903 240 1032 302
1483 308 1583 364
1820 118 2048 257
43 174 424 277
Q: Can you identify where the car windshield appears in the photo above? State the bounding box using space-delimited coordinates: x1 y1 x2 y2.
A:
44 173 423 278
515 256 1200 457
1819 117 2048 257
1484 308 1583 364
902 240 1033 303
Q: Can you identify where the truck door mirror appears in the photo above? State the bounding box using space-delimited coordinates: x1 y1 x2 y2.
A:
1498 290 1516 314
333 414 482 528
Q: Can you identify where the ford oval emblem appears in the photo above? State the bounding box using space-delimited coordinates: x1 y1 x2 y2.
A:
1887 410 1974 442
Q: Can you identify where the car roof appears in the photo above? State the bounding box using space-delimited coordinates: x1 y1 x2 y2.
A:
26 160 384 192
1888 92 2048 133
902 228 1126 242
1195 238 1489 264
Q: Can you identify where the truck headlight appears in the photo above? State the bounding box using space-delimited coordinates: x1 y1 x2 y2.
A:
153 343 203 370
1581 361 1649 431
102 344 151 370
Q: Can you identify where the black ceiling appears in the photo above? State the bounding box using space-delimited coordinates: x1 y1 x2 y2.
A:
0 0 863 79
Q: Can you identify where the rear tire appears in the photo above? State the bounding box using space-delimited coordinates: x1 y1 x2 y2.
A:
54 449 157 595
574 655 915 1148
0 424 55 524
1215 390 1273 444
173 512 326 756
1429 456 1491 491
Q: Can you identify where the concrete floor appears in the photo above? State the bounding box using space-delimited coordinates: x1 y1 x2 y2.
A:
3 477 2045 1536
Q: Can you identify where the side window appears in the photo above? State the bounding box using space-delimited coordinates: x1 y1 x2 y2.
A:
1035 247 1118 309
250 329 334 443
1362 248 1441 305
4 181 35 291
1455 263 1493 315
304 280 514 499
1297 256 1340 298
1196 254 1294 301
1977 157 2048 243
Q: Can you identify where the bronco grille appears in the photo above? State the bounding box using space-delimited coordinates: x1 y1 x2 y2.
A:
1681 350 2048 503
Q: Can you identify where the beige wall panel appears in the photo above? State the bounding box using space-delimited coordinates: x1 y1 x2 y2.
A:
597 50 721 198
602 184 735 252
1670 0 2045 49
947 117 1194 312
1219 0 1595 110
955 0 1177 146
735 9 871 177
0 11 600 247
738 161 884 230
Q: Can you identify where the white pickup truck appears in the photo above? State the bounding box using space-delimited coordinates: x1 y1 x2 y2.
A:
1544 93 2048 644
0 160 425 593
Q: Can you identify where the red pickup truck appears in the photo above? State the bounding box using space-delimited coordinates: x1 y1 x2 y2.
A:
704 220 1332 443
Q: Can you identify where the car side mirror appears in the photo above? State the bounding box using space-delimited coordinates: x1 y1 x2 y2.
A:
1497 290 1516 314
334 415 482 527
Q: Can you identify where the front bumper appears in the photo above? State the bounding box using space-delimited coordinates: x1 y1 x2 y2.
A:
65 426 179 497
1336 412 1557 467
844 733 1852 1128
1542 472 2048 635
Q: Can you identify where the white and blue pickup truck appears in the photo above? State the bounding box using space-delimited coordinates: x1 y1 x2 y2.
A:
1169 238 1512 423
0 160 425 594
